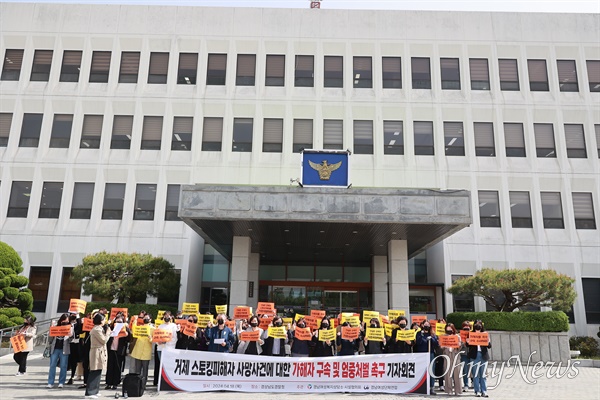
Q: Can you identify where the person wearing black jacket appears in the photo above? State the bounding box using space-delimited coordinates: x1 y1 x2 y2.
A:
261 316 287 356
362 318 386 354
176 315 207 351
311 317 335 357
466 320 491 398
104 315 130 390
336 322 359 355
388 317 414 354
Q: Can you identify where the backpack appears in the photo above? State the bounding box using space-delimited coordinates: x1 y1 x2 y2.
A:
122 373 144 397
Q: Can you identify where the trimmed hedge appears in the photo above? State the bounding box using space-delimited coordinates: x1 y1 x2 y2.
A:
84 302 178 320
446 311 569 332
570 336 599 358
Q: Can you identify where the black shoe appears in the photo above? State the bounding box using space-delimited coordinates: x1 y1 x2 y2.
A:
66 378 73 385
78 384 86 389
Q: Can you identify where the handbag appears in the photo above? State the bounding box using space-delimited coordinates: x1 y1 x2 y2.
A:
43 345 51 358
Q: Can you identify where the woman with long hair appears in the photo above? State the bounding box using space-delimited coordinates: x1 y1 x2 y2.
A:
47 313 74 389
13 315 37 376
85 313 111 399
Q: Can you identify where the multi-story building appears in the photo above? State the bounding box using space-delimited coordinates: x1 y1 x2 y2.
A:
0 3 598 337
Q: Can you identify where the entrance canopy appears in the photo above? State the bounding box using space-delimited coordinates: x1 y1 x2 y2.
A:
179 185 471 263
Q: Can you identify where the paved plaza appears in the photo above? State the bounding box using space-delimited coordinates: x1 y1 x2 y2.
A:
1 349 598 400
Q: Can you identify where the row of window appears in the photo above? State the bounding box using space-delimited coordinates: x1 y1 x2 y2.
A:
2 112 599 158
3 49 600 92
5 181 181 221
478 190 596 230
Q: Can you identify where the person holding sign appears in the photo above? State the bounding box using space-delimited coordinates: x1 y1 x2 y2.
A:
47 313 74 389
336 322 360 356
105 314 130 390
176 314 207 351
12 316 37 376
459 321 472 392
362 318 386 354
262 315 288 356
129 313 154 388
415 320 439 394
389 316 414 354
206 313 234 353
311 317 335 357
237 315 264 355
440 323 462 396
466 320 491 398
289 318 311 357
85 312 111 399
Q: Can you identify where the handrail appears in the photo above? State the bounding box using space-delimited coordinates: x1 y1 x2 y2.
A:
0 318 55 357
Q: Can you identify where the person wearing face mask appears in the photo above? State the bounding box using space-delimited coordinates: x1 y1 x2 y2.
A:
311 317 335 357
47 313 74 389
104 314 131 390
85 313 111 399
261 316 288 356
336 322 360 356
129 314 154 389
12 316 37 376
237 315 264 355
415 320 439 395
466 320 491 398
389 316 414 354
459 321 472 392
207 313 234 353
362 318 387 354
289 318 311 357
176 314 207 351
440 323 462 396
152 311 179 385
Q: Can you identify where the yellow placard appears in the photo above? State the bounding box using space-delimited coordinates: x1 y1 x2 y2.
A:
388 309 406 320
362 310 380 324
366 327 385 342
341 315 361 327
155 310 166 325
294 313 305 321
318 328 336 342
182 302 199 314
396 329 417 341
282 318 293 325
435 323 447 336
384 323 398 337
215 305 227 315
268 326 287 339
133 325 150 339
197 314 213 328
69 299 87 314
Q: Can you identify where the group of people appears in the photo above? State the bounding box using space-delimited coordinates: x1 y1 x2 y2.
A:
12 309 491 398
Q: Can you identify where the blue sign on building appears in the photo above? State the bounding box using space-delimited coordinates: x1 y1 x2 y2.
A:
301 150 350 187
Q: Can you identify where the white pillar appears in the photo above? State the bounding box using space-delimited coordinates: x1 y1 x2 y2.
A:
229 236 251 309
247 252 260 309
388 240 410 312
373 256 388 312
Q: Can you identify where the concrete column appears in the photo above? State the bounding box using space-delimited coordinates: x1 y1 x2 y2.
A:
388 240 410 312
247 253 260 309
229 236 251 308
373 256 388 312
182 233 205 306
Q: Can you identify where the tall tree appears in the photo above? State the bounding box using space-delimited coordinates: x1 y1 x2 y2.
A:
72 252 180 303
447 268 576 312
0 241 34 328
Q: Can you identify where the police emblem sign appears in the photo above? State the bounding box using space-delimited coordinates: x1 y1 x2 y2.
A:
301 149 350 187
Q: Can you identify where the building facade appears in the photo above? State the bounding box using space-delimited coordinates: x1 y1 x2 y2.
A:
0 3 598 336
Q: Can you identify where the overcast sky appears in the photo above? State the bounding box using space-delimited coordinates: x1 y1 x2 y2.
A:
3 0 599 13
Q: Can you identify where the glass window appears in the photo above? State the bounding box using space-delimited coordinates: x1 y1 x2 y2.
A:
440 58 460 90
206 54 227 85
0 113 13 147
201 117 223 151
263 118 283 153
1 49 24 81
71 182 94 219
202 244 229 282
451 275 475 312
19 113 43 148
30 50 53 81
102 183 125 220
382 120 403 155
572 192 596 229
324 55 343 88
557 60 578 92
474 122 495 157
110 115 133 150
80 115 103 149
534 123 556 158
287 265 314 281
586 60 600 92
148 52 169 84
411 57 431 89
165 184 180 221
141 116 163 150
527 59 549 91
133 184 156 220
295 55 314 87
177 53 198 84
504 122 526 157
118 52 140 83
541 192 564 229
293 119 313 153
509 191 533 228
171 116 193 151
444 121 465 156
353 120 373 154
236 54 256 86
28 267 51 312
344 266 371 283
582 278 600 324
409 287 436 313
59 50 82 82
382 57 401 89
49 114 73 148
57 267 81 313
323 119 343 150
316 266 342 282
38 182 63 219
498 59 520 91
414 121 434 155
89 51 111 83
479 190 501 227
7 181 32 218
564 124 587 158
469 58 490 90
259 265 286 281
265 54 285 86
353 56 372 88
232 118 253 152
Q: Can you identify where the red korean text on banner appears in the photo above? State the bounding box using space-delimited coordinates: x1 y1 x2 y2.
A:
50 325 72 337
10 335 27 353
